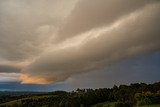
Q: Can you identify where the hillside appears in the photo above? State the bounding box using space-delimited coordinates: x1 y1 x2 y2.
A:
0 82 160 107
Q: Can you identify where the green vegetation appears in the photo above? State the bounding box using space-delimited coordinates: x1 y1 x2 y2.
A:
0 82 160 107
92 102 160 107
91 102 115 107
138 104 160 107
0 95 56 107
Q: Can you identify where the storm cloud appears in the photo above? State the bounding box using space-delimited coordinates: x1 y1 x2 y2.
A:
57 0 159 41
0 0 160 84
0 65 20 73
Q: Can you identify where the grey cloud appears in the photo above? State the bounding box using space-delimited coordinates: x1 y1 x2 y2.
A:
0 0 160 84
23 2 160 83
0 65 21 73
57 0 159 42
0 0 76 61
67 52 160 89
0 73 20 82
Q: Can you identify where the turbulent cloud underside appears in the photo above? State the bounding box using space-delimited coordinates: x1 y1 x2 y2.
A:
0 0 160 84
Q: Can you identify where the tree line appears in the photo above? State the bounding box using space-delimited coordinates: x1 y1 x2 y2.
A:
0 82 160 107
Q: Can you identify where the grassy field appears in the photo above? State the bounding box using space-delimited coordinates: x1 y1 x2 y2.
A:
0 100 22 107
135 104 160 107
1 100 160 107
0 95 54 107
91 102 160 107
91 102 115 107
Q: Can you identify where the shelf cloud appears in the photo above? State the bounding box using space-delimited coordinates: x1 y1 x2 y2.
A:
0 0 160 84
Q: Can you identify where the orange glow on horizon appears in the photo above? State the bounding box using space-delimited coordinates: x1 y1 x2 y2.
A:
19 74 50 84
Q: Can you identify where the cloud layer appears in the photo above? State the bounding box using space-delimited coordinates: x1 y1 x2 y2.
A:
0 0 160 84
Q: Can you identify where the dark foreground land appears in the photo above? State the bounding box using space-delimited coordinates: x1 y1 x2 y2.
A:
0 82 160 107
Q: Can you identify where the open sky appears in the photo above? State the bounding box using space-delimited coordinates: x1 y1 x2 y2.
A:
0 0 160 91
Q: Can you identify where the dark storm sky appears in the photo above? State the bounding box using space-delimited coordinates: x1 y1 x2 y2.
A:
0 0 160 91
